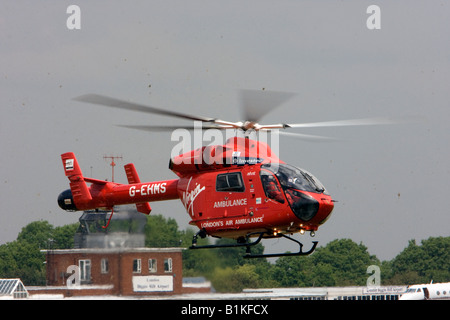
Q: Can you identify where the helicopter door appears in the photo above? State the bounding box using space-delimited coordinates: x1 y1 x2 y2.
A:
260 169 285 204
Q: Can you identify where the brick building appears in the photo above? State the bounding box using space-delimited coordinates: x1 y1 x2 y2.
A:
38 247 183 297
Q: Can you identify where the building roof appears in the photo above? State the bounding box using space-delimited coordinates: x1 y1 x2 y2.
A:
0 279 28 299
40 247 184 254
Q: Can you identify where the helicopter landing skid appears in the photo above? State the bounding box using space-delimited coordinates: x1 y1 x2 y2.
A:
189 230 318 258
246 234 318 259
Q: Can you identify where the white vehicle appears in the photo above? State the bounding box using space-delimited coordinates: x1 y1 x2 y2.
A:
400 282 450 300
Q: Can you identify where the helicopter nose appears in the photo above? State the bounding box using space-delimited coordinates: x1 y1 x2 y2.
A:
316 196 334 224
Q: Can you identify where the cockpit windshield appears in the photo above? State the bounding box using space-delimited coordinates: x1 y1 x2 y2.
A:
262 164 328 194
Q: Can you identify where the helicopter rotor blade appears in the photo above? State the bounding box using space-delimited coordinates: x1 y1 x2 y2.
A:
285 117 398 129
115 124 235 132
240 89 296 122
73 94 216 123
276 131 341 142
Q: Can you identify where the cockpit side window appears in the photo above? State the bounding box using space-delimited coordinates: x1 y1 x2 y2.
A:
216 172 245 192
260 170 285 203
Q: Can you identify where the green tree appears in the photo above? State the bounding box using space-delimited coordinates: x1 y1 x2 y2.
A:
16 220 78 249
212 238 265 268
269 255 312 287
144 214 183 247
0 242 19 278
270 239 380 287
211 264 261 292
52 223 78 249
0 239 46 285
0 220 78 285
17 220 53 248
387 237 450 284
311 239 380 286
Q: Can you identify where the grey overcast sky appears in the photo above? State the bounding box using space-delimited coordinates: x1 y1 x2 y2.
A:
1 1 449 260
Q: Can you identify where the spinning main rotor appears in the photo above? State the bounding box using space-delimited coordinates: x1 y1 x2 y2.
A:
74 89 397 141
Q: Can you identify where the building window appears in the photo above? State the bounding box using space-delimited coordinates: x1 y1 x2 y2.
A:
79 259 91 282
164 258 172 273
149 259 157 273
133 259 141 273
101 258 109 274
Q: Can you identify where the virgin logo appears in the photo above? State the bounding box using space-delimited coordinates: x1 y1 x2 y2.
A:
182 177 205 217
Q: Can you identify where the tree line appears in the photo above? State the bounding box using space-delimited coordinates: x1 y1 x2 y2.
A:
0 215 448 292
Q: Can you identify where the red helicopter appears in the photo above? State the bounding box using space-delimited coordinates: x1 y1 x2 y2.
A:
58 90 394 258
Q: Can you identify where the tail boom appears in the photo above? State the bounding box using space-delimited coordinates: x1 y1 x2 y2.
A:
58 153 179 212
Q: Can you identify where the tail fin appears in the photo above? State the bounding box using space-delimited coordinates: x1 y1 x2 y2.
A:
124 163 152 215
61 152 93 205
